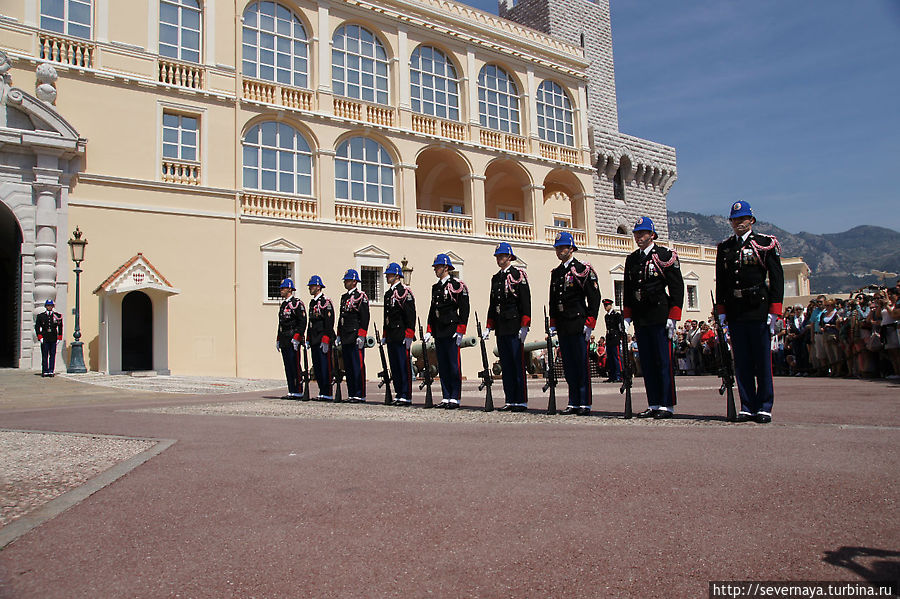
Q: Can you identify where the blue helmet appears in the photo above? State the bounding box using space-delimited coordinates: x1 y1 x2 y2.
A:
432 253 453 269
307 275 325 288
44 299 54 307
494 242 516 260
280 278 295 290
343 268 360 282
729 200 753 219
632 216 658 239
385 262 403 277
553 230 577 250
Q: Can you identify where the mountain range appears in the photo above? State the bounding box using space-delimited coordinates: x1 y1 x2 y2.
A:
667 211 900 294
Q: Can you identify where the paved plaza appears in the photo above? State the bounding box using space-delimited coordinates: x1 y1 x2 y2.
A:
0 369 897 598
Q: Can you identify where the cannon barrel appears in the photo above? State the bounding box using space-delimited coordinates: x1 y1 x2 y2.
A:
492 338 558 357
410 335 477 358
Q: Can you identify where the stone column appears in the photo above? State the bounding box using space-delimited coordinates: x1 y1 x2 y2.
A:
576 192 597 246
317 2 333 114
398 162 417 230
31 182 59 370
317 149 336 222
525 184 544 242
462 173 485 237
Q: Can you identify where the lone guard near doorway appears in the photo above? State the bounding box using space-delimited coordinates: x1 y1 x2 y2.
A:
35 299 63 377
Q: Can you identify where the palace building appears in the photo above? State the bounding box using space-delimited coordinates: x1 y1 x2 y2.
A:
0 0 723 378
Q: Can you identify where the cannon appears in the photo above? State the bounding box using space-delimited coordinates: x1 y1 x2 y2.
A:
410 336 477 358
492 338 558 358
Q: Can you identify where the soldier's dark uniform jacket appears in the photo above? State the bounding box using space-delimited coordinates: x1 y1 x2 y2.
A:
486 266 531 336
623 245 684 327
338 288 370 344
35 310 63 341
427 276 470 338
549 258 601 335
715 232 784 321
277 297 307 344
383 282 416 343
307 294 335 345
605 309 624 343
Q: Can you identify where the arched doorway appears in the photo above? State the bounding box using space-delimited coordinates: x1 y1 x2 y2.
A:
122 291 153 371
0 204 22 367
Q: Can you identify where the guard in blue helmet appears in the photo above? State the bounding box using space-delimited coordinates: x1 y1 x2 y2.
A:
306 275 335 400
382 261 417 405
484 242 531 412
425 253 470 408
716 201 784 423
549 230 601 414
623 216 684 419
276 277 307 399
338 268 370 402
34 298 63 377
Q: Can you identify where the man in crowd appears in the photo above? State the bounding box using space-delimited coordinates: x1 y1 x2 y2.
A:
424 254 470 409
338 269 370 402
307 275 335 400
382 262 416 406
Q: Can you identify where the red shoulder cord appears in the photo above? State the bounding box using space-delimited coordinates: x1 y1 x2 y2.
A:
346 290 368 310
568 262 595 287
505 268 528 296
446 279 469 302
749 234 781 266
390 286 412 304
651 248 679 272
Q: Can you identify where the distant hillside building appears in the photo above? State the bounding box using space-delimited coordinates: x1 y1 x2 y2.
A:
1 0 700 378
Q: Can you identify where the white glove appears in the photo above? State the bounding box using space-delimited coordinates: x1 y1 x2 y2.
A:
404 337 413 350
623 318 632 330
518 327 528 344
335 337 342 348
454 332 463 346
666 319 676 340
482 328 491 341
321 342 329 354
718 314 727 326
423 332 432 344
276 341 281 352
356 336 365 349
548 326 557 336
768 314 778 336
291 339 300 351
583 326 592 343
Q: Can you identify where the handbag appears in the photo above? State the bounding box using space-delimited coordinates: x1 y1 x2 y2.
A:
866 330 883 352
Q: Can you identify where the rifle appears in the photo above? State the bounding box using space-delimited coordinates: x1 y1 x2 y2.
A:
373 323 393 405
619 316 633 419
541 307 557 415
417 318 434 408
300 341 311 401
710 291 737 422
332 343 344 403
474 312 494 412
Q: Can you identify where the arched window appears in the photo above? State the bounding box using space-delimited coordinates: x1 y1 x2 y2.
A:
536 80 574 147
242 122 313 195
242 2 309 88
335 137 394 205
41 0 92 39
332 25 389 105
478 64 520 134
410 45 459 121
159 0 201 63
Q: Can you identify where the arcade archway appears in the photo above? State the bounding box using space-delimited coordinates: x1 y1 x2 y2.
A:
0 203 22 367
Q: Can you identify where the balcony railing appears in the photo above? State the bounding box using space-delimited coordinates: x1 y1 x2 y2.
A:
335 201 401 229
241 192 317 221
39 32 94 68
241 78 314 111
161 159 201 185
539 142 579 164
333 98 395 127
545 226 587 247
158 58 204 89
416 210 473 235
597 233 634 252
485 218 533 241
479 129 528 154
673 242 702 260
411 114 467 141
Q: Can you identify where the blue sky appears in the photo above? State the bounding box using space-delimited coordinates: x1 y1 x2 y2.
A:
464 0 900 234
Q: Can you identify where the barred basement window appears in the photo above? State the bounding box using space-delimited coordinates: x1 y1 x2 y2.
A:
614 280 624 308
360 265 382 301
267 261 293 300
687 285 698 310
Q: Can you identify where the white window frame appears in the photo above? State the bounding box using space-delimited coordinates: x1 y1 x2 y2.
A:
478 64 520 134
162 111 199 162
241 1 310 88
242 121 314 195
610 264 625 309
159 0 201 63
684 271 700 312
443 203 464 214
261 239 303 305
497 206 519 221
536 80 575 147
410 45 460 121
553 214 571 228
41 0 92 39
332 24 389 105
335 137 395 205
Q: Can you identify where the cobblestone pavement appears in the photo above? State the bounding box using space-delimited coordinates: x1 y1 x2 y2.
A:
58 372 284 394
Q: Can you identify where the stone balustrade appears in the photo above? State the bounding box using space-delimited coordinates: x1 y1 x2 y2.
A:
485 218 533 241
241 192 317 221
158 58 204 89
335 201 401 228
39 32 94 68
539 141 579 164
161 160 201 185
416 210 473 235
